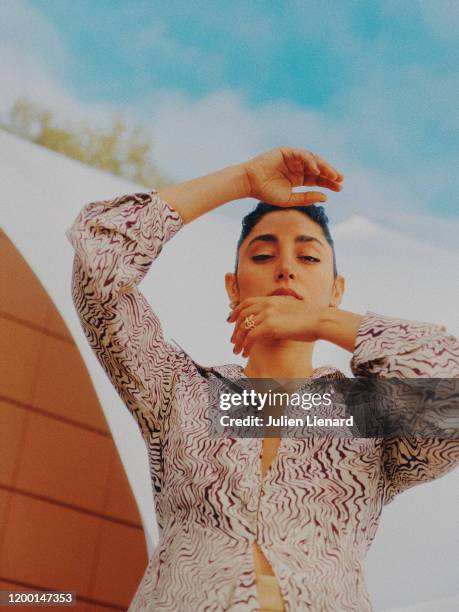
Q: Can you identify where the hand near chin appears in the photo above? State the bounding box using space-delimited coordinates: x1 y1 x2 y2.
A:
227 296 324 358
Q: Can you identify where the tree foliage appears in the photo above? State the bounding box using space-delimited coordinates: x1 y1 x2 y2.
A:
1 98 175 188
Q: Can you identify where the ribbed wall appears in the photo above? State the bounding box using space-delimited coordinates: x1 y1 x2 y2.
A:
0 227 148 610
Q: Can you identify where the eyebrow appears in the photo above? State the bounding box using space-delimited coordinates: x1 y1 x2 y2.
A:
247 233 325 249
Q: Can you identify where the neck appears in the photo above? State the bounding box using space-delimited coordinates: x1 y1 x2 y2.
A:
242 339 315 379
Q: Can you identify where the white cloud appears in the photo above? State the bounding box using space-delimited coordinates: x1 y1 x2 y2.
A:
131 88 459 250
0 42 122 131
138 88 260 178
130 20 225 86
0 0 71 68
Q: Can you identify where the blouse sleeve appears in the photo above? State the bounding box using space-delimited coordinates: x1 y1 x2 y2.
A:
65 190 187 440
350 311 459 505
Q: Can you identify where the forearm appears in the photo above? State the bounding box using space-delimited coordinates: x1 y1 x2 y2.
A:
158 163 250 224
318 307 364 353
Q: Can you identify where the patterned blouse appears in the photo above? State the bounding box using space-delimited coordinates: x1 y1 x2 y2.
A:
65 190 459 611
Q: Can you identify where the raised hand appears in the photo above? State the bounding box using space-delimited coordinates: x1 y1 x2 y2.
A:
242 146 344 207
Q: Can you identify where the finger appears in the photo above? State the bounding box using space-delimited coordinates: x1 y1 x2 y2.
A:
231 308 258 351
228 299 252 323
232 321 248 355
314 176 343 192
242 325 264 357
286 191 327 207
293 148 321 176
281 148 321 179
228 297 266 322
232 312 263 355
230 303 256 343
312 154 343 181
313 155 340 180
302 174 343 191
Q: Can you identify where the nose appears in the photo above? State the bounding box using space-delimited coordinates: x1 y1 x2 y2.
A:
275 246 297 281
276 259 295 280
277 269 294 280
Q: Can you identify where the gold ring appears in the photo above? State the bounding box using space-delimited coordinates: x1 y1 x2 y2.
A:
243 314 257 330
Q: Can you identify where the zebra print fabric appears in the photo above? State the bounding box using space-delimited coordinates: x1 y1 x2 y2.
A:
65 190 459 611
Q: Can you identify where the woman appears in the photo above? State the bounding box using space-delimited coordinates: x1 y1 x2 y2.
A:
66 147 459 611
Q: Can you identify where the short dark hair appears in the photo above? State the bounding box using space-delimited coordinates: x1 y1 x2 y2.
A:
235 201 338 278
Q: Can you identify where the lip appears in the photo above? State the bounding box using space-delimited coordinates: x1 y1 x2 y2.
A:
269 288 303 300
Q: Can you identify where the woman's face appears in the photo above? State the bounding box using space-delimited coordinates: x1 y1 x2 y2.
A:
226 209 344 308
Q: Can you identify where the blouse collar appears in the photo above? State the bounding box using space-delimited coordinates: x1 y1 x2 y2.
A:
170 338 345 387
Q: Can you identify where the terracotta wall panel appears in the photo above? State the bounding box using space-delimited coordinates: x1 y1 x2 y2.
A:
0 493 99 593
102 446 141 522
33 334 109 433
90 520 147 607
0 230 148 609
1 319 44 406
0 402 27 486
44 303 73 340
82 605 122 611
16 412 113 514
0 490 10 537
0 237 49 327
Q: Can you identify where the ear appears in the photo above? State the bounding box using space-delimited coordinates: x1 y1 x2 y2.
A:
329 275 345 308
225 272 239 307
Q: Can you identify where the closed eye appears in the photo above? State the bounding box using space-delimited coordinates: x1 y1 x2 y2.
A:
251 255 321 262
299 256 321 262
252 255 274 261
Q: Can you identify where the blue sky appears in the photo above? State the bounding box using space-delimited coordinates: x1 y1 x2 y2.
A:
1 0 458 245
